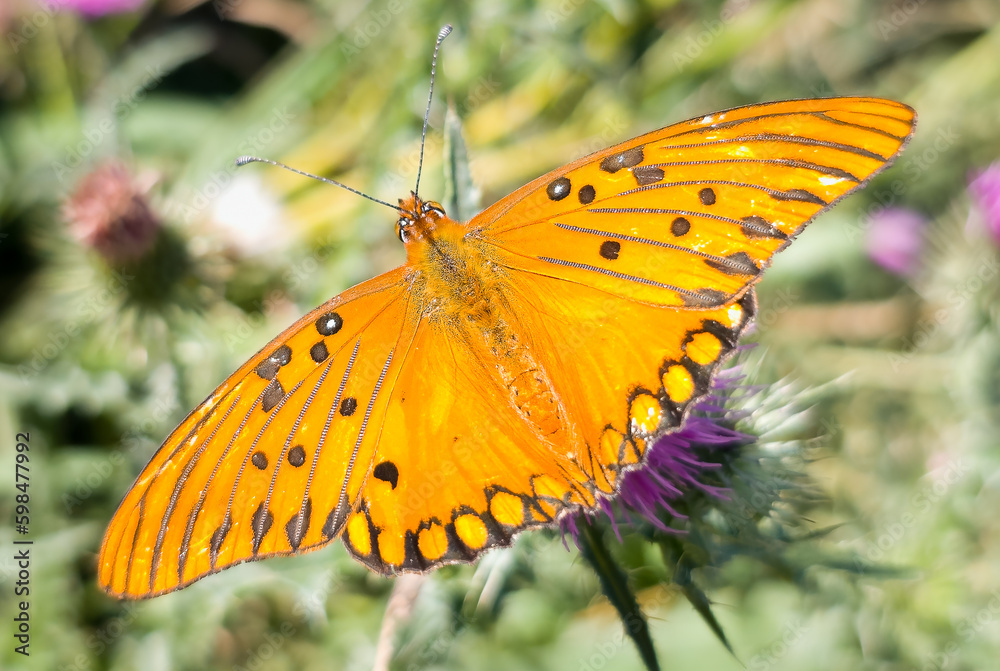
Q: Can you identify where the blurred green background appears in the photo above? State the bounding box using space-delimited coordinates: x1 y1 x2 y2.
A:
2 0 1000 669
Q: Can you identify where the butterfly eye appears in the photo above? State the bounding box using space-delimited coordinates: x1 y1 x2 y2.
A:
396 219 409 242
424 202 445 217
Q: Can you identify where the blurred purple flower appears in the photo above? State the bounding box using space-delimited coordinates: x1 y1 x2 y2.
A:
969 162 1000 245
45 0 146 17
865 207 927 277
562 370 753 544
63 160 160 264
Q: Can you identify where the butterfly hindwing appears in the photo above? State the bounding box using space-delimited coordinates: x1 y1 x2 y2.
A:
341 298 599 573
475 97 915 308
497 266 754 493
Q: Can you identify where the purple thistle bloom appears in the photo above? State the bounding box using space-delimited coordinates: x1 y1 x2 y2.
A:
969 162 1000 245
63 160 160 263
865 207 927 277
45 0 147 17
561 369 754 545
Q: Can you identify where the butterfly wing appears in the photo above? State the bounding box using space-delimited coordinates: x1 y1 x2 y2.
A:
334 282 756 576
453 96 916 503
337 310 599 573
98 268 417 597
473 97 915 308
491 267 755 495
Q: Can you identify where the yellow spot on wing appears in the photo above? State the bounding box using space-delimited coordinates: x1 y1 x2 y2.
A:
417 523 448 561
346 515 371 556
686 331 722 365
663 365 695 404
629 393 662 435
490 491 524 526
621 439 641 464
454 514 487 549
379 529 405 566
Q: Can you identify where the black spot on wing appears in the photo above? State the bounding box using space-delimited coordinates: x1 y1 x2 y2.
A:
316 312 343 336
260 380 284 413
599 240 621 260
373 461 399 489
255 360 279 381
310 341 329 363
704 251 760 276
251 451 268 470
287 445 306 467
272 344 292 365
251 502 274 554
209 516 232 567
774 188 827 205
681 288 729 307
741 215 788 240
632 165 664 185
285 498 312 550
600 146 644 173
547 177 571 201
322 492 350 540
340 397 357 416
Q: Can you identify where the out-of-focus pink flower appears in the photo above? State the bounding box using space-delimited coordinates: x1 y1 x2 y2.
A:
45 0 146 17
866 207 927 277
63 160 160 264
969 162 1000 245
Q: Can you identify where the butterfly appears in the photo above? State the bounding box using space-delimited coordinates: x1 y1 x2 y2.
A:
97 28 916 599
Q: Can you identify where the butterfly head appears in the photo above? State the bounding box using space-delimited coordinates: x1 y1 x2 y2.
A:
396 192 447 244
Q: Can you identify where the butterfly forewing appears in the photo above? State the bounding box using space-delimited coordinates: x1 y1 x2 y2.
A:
99 269 413 597
476 97 915 308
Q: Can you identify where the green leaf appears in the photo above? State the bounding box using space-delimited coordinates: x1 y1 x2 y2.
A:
578 519 660 671
668 548 737 660
441 104 481 222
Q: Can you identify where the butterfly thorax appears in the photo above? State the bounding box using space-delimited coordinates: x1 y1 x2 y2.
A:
398 194 568 441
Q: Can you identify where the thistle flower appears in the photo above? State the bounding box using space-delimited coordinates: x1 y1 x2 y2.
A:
45 0 147 17
63 160 160 264
865 207 927 277
562 368 753 545
969 162 1000 245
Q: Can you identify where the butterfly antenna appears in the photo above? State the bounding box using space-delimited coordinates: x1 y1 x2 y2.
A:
235 156 398 211
413 24 453 199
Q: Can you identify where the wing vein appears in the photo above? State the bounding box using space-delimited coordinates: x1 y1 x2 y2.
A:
552 222 757 269
664 109 908 142
317 340 361 538
537 256 695 295
216 378 307 565
337 348 395 517
177 396 258 580
257 358 335 552
657 133 888 161
149 394 241 590
611 179 827 205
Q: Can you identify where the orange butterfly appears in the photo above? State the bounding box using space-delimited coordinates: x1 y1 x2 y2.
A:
98 27 915 598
